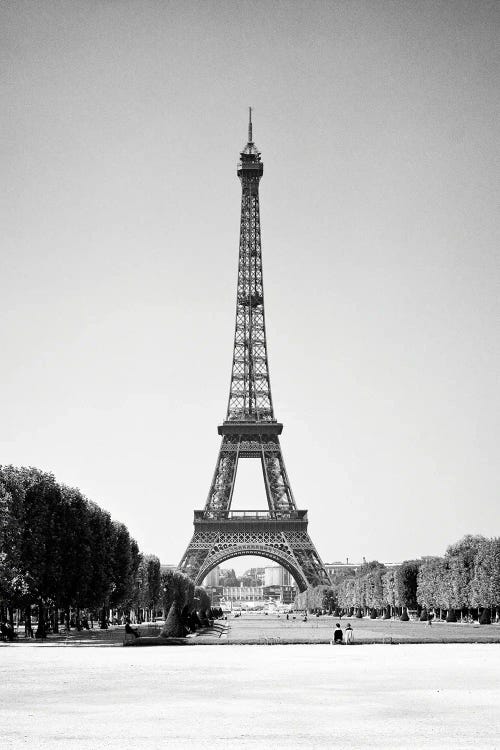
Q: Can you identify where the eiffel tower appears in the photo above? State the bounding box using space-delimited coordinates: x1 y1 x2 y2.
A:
179 110 331 592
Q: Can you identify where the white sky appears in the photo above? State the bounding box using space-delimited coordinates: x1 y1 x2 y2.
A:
1 1 499 573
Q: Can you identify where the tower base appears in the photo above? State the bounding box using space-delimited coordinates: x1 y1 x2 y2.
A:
179 510 331 592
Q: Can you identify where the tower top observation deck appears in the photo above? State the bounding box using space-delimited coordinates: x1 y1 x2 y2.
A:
238 107 263 180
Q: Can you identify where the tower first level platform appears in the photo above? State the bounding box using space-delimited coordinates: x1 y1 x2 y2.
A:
180 510 331 593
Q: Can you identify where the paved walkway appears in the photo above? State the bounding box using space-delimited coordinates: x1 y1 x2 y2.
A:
1 644 499 748
1 622 228 647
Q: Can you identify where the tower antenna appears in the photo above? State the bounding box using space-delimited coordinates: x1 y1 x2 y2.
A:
248 106 252 143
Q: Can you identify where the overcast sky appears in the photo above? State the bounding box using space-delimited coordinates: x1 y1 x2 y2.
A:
1 1 499 573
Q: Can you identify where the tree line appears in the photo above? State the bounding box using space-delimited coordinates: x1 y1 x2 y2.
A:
297 535 500 623
0 465 222 640
4 463 496 634
0 465 161 635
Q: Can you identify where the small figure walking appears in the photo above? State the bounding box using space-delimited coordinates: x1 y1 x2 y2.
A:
345 622 353 644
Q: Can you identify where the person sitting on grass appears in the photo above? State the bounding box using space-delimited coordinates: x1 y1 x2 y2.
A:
345 622 353 644
1 621 15 641
125 619 140 638
332 623 343 644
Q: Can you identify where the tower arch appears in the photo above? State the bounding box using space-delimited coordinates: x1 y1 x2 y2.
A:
195 545 309 592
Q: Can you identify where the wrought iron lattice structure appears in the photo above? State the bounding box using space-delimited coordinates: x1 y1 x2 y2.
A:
179 111 331 592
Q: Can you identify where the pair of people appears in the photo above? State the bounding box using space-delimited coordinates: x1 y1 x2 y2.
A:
331 622 353 644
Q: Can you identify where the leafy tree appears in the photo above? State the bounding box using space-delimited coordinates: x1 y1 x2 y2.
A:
0 465 152 634
433 558 457 615
146 555 161 617
445 535 486 611
364 563 386 611
337 575 356 611
0 467 34 627
382 569 398 614
322 587 336 613
0 474 18 612
110 522 134 610
241 567 263 587
87 504 114 627
136 553 161 620
220 568 239 587
417 556 446 611
395 560 421 611
471 538 500 614
54 485 92 629
18 470 64 635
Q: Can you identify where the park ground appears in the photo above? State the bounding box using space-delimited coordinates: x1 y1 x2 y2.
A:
224 611 500 644
2 611 500 646
1 642 499 749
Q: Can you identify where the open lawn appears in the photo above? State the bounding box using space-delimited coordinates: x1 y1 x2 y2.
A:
226 611 500 643
1 643 499 748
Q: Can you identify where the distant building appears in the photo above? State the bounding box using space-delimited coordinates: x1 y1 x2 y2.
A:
324 560 401 578
264 565 293 587
263 584 295 604
203 566 220 587
260 565 296 603
223 585 264 602
324 562 359 577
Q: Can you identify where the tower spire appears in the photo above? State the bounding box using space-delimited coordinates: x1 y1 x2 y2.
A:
248 106 252 143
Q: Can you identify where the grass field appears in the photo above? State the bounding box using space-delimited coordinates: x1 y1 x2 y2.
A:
225 611 500 643
1 643 499 748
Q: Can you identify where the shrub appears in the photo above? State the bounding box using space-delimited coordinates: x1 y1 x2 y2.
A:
161 570 193 637
383 608 391 620
355 609 363 618
419 608 428 621
479 608 491 625
194 586 211 626
446 609 456 623
370 608 377 619
400 608 409 621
